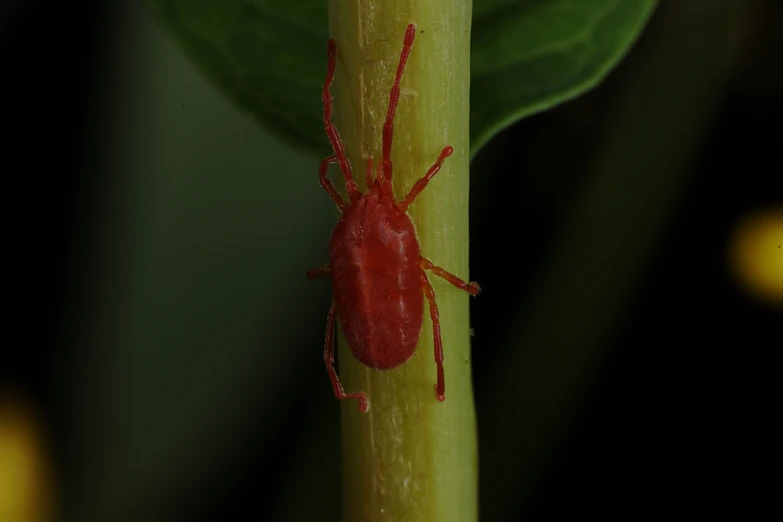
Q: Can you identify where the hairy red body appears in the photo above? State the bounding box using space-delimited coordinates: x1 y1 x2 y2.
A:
307 24 480 413
330 189 423 369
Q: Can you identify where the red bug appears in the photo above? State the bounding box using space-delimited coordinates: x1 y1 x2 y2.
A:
307 23 480 413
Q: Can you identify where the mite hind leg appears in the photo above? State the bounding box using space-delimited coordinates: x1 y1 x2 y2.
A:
323 300 369 412
421 272 446 401
420 257 480 295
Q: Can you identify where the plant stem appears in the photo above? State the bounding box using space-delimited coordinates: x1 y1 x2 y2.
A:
326 2 476 522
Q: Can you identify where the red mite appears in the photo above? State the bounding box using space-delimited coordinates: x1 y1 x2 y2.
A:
307 24 480 413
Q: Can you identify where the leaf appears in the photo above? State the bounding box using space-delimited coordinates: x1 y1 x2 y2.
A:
144 0 329 156
144 0 657 157
470 0 657 155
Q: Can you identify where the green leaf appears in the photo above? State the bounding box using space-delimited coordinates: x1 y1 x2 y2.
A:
144 0 329 156
470 0 657 155
145 0 656 157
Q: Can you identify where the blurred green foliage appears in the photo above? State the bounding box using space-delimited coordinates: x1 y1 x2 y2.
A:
56 3 335 520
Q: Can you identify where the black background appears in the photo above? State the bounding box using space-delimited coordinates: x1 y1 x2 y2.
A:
8 0 781 520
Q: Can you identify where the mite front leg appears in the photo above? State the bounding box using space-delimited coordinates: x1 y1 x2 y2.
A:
420 257 481 295
381 23 417 182
324 300 369 413
323 39 360 203
397 146 454 212
421 271 446 402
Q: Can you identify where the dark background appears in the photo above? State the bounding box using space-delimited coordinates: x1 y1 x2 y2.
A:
7 0 781 521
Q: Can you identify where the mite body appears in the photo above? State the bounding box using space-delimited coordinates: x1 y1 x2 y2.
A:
330 187 424 370
307 24 479 413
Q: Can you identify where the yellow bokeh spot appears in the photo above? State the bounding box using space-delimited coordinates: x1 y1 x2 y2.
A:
0 395 52 522
728 207 783 307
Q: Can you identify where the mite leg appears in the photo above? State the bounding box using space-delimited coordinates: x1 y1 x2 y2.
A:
319 156 346 212
324 300 369 412
306 263 331 280
421 271 446 401
323 39 361 202
420 257 480 295
381 24 416 181
397 146 454 212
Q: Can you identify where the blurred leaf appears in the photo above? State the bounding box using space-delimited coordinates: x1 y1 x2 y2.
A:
479 0 756 517
470 0 657 155
144 0 328 156
144 0 657 158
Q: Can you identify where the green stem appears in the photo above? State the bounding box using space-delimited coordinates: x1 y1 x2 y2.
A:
327 2 476 522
